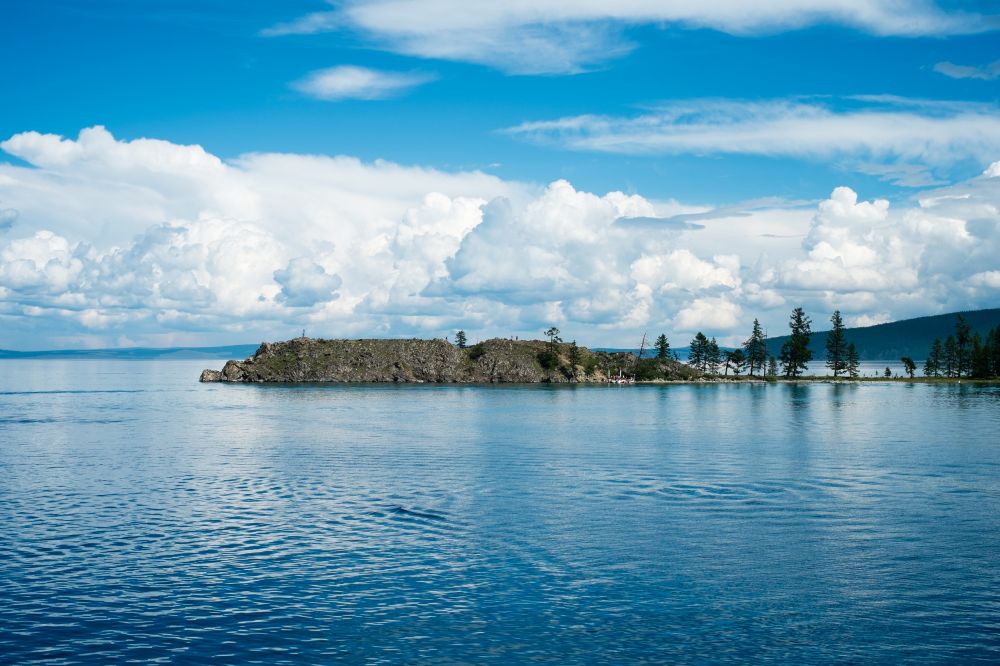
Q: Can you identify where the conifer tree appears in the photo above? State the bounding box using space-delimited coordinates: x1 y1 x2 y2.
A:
767 356 778 377
455 330 467 349
688 332 709 371
924 338 942 377
943 335 958 377
779 307 813 377
706 337 722 375
847 343 860 378
743 318 767 376
825 310 848 377
990 326 1000 377
900 356 916 378
569 340 581 372
954 315 971 377
970 333 989 379
725 349 746 376
655 334 670 359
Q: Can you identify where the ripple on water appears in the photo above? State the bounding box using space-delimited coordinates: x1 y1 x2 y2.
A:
0 363 999 663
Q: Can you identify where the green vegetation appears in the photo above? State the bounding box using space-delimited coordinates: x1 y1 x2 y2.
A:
779 307 813 377
655 334 670 359
923 316 1000 379
825 310 847 377
536 349 560 370
724 349 745 376
743 318 767 377
687 333 721 374
766 308 1000 360
206 308 1000 385
847 343 860 378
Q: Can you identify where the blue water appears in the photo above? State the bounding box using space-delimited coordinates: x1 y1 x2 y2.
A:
1 360 999 664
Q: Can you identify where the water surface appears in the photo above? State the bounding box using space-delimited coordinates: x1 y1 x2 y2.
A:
1 360 998 664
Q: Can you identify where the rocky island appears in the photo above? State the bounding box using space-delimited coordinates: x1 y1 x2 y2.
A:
199 336 698 384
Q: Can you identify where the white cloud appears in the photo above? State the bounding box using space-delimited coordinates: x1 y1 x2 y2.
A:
274 258 343 307
263 1 991 74
934 60 1000 81
849 312 892 327
291 65 434 101
674 297 743 331
2 126 1000 348
506 98 1000 185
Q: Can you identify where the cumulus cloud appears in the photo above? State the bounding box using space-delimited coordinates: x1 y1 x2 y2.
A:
274 258 343 307
263 1 991 74
674 297 743 331
291 65 434 101
2 126 1000 348
506 97 1000 185
933 60 1000 81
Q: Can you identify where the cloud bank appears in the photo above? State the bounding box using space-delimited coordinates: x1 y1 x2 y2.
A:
264 1 993 74
1 127 999 348
506 97 1000 185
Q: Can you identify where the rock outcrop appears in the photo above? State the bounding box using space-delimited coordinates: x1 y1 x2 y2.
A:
199 337 699 384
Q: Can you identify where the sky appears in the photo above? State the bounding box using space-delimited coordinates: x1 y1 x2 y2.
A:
0 0 999 349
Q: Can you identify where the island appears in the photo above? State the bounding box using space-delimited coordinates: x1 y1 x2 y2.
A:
199 337 698 384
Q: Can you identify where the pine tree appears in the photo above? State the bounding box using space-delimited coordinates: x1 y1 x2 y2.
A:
725 349 746 376
688 332 709 371
900 356 916 378
990 326 1000 377
569 340 581 372
743 318 767 377
825 310 848 377
943 335 958 377
884 366 892 378
954 315 972 377
655 334 670 359
847 343 860 378
971 333 989 379
455 330 467 349
779 307 813 377
924 338 942 377
706 338 722 375
767 356 778 378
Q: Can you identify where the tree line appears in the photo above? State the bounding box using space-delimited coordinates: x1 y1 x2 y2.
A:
457 310 1000 380
667 309 999 380
668 307 860 378
922 316 1000 378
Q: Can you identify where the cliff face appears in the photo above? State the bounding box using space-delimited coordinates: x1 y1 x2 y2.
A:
199 337 695 384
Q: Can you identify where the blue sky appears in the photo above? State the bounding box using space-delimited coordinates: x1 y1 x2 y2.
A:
1 1 999 349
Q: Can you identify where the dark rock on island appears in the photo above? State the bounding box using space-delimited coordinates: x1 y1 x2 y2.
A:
199 336 698 384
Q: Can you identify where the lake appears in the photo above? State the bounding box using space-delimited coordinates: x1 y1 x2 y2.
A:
1 360 998 664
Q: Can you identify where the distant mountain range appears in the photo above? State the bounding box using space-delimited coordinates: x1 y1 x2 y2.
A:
0 344 259 360
2 308 998 361
764 308 1000 360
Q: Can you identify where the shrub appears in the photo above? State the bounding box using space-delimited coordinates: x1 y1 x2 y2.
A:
537 349 560 370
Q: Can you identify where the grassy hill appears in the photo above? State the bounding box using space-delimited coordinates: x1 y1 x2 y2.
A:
765 308 1000 360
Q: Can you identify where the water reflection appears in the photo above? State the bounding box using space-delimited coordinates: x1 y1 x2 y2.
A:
0 361 998 664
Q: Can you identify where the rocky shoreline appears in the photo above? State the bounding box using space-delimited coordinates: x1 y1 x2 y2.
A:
199 336 697 384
